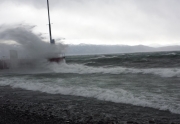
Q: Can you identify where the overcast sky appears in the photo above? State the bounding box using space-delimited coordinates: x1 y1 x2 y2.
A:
0 0 180 46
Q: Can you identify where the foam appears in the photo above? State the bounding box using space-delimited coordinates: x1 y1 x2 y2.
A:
0 77 179 114
90 55 118 60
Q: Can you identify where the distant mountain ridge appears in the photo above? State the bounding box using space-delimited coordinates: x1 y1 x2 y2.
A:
66 44 180 55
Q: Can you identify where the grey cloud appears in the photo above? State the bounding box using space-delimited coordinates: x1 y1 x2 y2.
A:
0 0 84 8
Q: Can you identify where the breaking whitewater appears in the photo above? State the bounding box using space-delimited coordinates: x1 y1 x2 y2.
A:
1 51 180 115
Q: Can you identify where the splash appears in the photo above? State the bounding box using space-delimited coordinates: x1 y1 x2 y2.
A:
0 24 66 60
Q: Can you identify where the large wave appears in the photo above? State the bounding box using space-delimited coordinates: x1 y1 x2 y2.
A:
0 59 180 78
1 61 180 78
49 63 180 78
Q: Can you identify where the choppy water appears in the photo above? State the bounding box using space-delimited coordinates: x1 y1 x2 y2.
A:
0 51 180 114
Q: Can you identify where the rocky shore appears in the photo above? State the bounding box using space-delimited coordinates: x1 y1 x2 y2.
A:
0 86 180 124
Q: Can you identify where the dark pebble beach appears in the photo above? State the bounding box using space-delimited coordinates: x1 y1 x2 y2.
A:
0 86 180 124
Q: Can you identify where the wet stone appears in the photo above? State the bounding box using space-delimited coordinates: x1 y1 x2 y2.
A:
127 121 134 124
149 120 156 124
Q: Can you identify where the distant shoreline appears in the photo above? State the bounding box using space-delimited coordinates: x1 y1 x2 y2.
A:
66 44 180 56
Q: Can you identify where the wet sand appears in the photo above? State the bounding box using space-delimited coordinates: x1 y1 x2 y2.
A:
0 86 180 124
